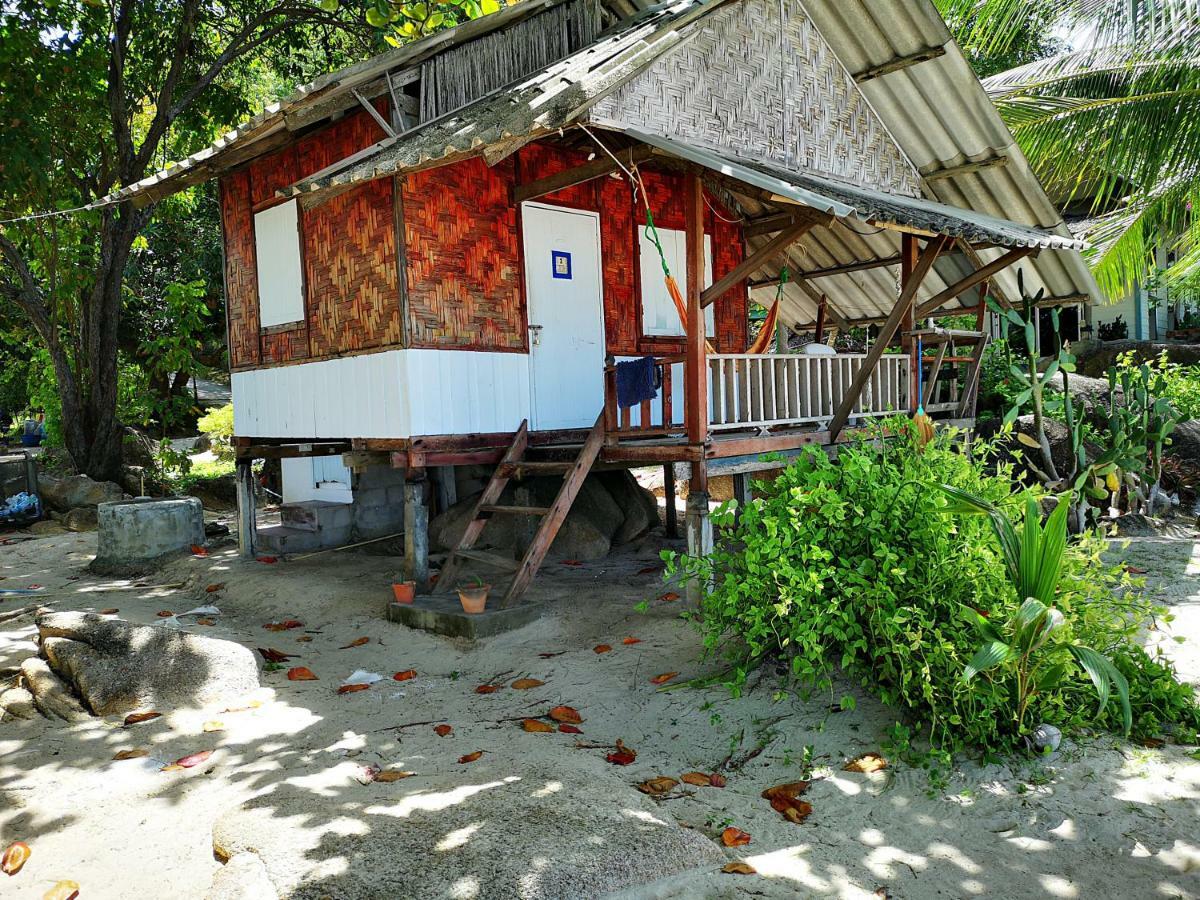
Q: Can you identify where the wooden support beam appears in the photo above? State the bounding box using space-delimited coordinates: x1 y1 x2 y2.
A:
513 145 653 204
852 45 947 82
352 89 396 138
403 478 430 592
813 294 828 344
829 236 950 438
751 254 903 289
793 277 850 330
923 155 1009 182
235 459 256 560
684 172 709 491
701 220 816 308
743 211 799 238
914 246 1036 318
663 463 678 538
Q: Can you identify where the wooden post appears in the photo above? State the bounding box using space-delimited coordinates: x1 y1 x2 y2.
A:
403 477 430 591
902 234 920 411
235 458 256 559
732 471 750 518
433 465 457 515
813 295 828 345
663 463 678 538
684 173 711 604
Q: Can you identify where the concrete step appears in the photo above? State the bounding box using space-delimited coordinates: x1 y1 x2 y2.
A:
257 523 351 555
280 500 354 533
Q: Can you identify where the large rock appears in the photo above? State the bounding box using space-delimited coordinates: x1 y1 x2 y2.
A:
37 612 259 716
20 656 89 722
37 473 124 512
598 470 659 544
64 507 98 532
211 757 721 900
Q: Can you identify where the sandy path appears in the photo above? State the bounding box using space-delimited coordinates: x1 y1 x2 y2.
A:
1 525 1198 899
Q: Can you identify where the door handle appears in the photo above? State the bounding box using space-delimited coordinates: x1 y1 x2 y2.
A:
528 324 543 346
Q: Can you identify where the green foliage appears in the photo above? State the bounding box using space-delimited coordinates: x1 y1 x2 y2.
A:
1115 350 1200 422
166 455 236 495
666 421 1195 751
333 0 500 43
935 485 1131 736
197 403 235 461
1104 351 1181 506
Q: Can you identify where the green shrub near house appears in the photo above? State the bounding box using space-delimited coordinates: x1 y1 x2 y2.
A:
666 419 1197 753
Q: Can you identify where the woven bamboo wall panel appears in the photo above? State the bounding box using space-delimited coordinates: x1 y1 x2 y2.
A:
220 171 260 369
402 157 525 351
248 146 300 208
591 0 921 197
597 174 639 353
261 326 308 364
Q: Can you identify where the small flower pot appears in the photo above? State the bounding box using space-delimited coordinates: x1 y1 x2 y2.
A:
457 584 491 615
391 581 416 604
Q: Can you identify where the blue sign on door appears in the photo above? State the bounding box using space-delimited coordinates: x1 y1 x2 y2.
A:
551 250 572 280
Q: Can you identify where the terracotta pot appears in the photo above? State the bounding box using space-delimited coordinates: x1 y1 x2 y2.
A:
457 585 490 615
392 581 416 604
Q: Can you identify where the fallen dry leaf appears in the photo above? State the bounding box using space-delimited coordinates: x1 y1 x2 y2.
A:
636 776 679 795
202 720 225 733
286 666 318 681
393 669 417 682
635 565 661 576
337 683 370 695
843 752 888 774
709 772 727 788
340 636 370 649
196 617 216 626
650 672 679 685
112 749 149 761
681 772 712 787
221 700 262 714
593 644 612 654
1125 565 1148 575
99 607 119 615
721 827 752 847
434 724 453 737
264 619 304 632
43 880 79 900
722 862 757 876
562 559 583 566
458 751 483 764
296 635 313 643
205 583 224 593
1138 736 1166 748
123 711 161 726
622 637 642 645
511 678 545 690
558 724 583 735
475 684 500 694
156 610 174 618
657 591 680 602
762 782 813 824
257 555 278 564
1 840 30 875
374 769 415 782
162 750 213 772
606 739 637 766
258 647 297 663
521 718 555 733
190 544 208 556
548 705 582 724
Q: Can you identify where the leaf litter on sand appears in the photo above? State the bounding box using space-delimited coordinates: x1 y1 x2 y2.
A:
549 705 582 724
434 724 452 737
458 751 483 764
2 840 30 875
287 667 318 681
721 827 751 847
123 711 161 726
762 781 813 824
843 752 888 774
521 719 554 733
636 776 678 795
606 739 636 766
650 672 678 685
340 636 370 649
722 862 756 875
511 678 544 690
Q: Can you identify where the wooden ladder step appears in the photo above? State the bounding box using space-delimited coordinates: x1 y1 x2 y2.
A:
499 461 574 477
479 504 551 516
453 549 521 572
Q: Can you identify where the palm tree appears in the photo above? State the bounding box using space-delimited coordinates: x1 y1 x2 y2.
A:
934 0 1200 300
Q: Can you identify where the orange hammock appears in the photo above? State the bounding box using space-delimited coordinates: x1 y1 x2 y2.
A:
646 207 780 355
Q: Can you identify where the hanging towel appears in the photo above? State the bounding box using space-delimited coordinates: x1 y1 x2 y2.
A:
616 356 660 408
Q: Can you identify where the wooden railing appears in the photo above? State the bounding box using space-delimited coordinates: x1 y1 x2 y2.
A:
604 352 912 439
603 355 685 439
707 353 910 431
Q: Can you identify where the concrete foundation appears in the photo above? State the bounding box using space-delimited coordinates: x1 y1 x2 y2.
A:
386 595 542 640
92 497 205 572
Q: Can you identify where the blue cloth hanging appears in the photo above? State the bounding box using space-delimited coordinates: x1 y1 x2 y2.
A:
615 356 660 408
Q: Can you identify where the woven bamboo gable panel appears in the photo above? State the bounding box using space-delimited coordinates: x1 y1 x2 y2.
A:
591 0 921 197
220 171 260 369
402 157 525 351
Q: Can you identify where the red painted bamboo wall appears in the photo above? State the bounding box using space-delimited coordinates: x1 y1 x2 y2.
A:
221 103 398 371
222 133 747 370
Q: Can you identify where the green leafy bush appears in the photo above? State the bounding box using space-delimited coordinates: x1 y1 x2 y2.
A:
197 403 235 460
666 420 1195 751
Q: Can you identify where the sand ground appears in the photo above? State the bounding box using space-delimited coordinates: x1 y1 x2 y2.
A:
1 519 1199 899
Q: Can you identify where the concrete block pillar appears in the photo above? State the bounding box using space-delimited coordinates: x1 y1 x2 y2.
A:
236 459 256 559
684 490 713 605
403 478 430 592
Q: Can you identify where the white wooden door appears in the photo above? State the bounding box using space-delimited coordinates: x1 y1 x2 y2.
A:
521 203 606 431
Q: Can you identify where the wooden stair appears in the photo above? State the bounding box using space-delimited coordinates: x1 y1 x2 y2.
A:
436 412 606 609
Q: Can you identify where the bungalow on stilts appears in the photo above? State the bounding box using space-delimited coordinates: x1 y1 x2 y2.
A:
101 0 1100 612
